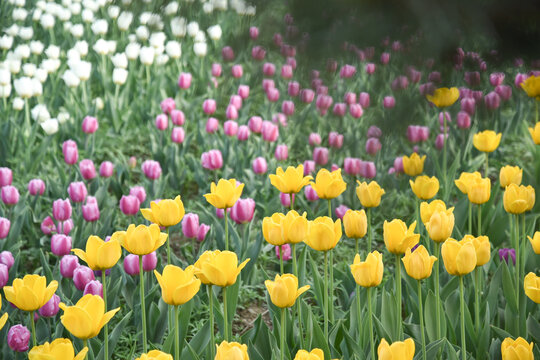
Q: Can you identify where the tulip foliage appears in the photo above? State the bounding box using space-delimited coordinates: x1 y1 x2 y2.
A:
2 0 540 359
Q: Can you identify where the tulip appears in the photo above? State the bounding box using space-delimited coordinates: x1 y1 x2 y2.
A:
0 217 9 239
521 75 540 100
72 235 121 271
378 338 415 360
60 255 79 278
82 200 99 222
312 147 329 165
275 144 288 161
177 72 192 89
73 266 95 291
155 265 200 306
182 213 199 239
112 224 168 256
238 85 250 99
141 196 185 229
383 220 420 255
461 235 490 267
252 157 267 174
503 183 531 215
484 91 501 110
237 125 250 141
98 161 114 178
343 210 367 251
523 272 540 305
501 337 534 360
135 350 173 360
350 251 383 288
402 153 426 176
27 179 45 196
455 171 482 195
426 87 459 107
51 234 72 256
269 165 312 196
334 204 348 220
201 149 223 170
83 280 103 297
473 130 502 153
499 165 522 188
262 213 286 247
248 116 262 133
420 199 450 225
68 182 87 203
141 160 162 180
409 176 439 200
383 96 395 108
82 116 98 134
155 114 168 130
38 294 60 318
359 92 371 108
120 195 140 215
1 185 19 205
402 245 437 280
499 248 516 265
0 251 13 271
261 121 279 141
266 273 309 308
425 207 455 242
310 169 346 200
467 177 491 205
215 341 249 360
4 274 58 313
28 338 88 360
441 239 476 276
171 109 185 126
0 167 12 187
8 325 30 352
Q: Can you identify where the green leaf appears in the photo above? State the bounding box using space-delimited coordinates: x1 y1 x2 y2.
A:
501 262 517 312
96 310 132 360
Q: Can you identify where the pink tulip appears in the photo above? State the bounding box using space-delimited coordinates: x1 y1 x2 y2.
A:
380 52 390 65
226 104 238 120
495 85 512 101
251 46 266 61
282 101 295 116
238 85 250 99
99 161 114 178
366 138 382 155
73 265 95 291
428 72 441 83
224 120 238 136
394 157 404 173
281 65 293 79
82 116 98 134
52 199 72 222
300 89 315 103
1 185 18 206
203 99 217 115
261 121 279 142
216 208 230 219
288 81 300 97
280 193 295 208
419 82 436 96
333 103 347 117
178 72 192 89
360 161 376 179
62 140 78 165
266 88 280 102
182 213 199 238
248 116 263 133
249 26 259 39
391 76 409 91
143 252 157 271
461 97 476 115
41 216 56 235
408 68 422 83
344 92 357 105
349 103 363 118
464 71 481 86
313 147 329 165
198 224 210 242
51 234 72 256
489 72 505 86
79 159 96 180
456 111 471 129
275 244 292 261
303 160 316 176
439 112 451 126
7 325 30 352
230 198 256 224
344 157 361 176
357 92 370 109
206 117 219 133
141 160 162 180
316 85 327 95
68 182 87 203
231 64 243 78
39 294 60 318
0 251 13 270
28 179 45 196
123 254 140 275
365 63 376 74
230 95 242 110
171 109 185 126
340 64 356 78
0 264 7 288
436 133 447 150
82 200 100 222
155 113 168 130
252 157 267 174
326 59 338 72
515 73 528 88
83 280 103 297
129 186 146 203
201 150 223 170
211 63 222 77
160 98 176 114
120 195 140 215
309 133 321 146
60 255 79 278
304 185 319 201
383 96 396 108
328 132 343 148
237 125 250 141
273 33 283 46
262 63 276 77
275 144 289 161
0 218 10 239
0 167 12 187
484 91 501 110
367 126 382 138
335 205 349 220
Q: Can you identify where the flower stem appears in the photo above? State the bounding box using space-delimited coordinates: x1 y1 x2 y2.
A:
102 271 109 359
477 205 482 236
443 116 448 198
418 280 426 360
83 339 88 360
166 228 173 336
468 202 472 235
356 283 361 337
280 308 286 360
166 227 171 264
328 199 334 324
355 238 359 255
30 311 36 347
323 251 328 339
521 214 526 335
514 214 520 336
395 254 402 340
208 286 215 359
367 208 372 253
279 245 284 273
435 242 441 341
223 286 229 341
292 243 304 348
368 287 375 360
484 153 489 178
474 267 481 335
139 256 148 353
459 276 466 360
224 210 229 251
175 305 180 360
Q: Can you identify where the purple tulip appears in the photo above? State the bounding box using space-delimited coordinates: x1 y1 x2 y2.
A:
83 280 103 297
499 248 516 265
39 294 60 317
73 265 95 291
60 255 79 278
7 325 30 352
230 198 256 224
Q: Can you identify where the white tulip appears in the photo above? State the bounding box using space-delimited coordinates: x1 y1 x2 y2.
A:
148 14 164 30
111 53 128 68
117 11 133 31
41 59 60 73
187 22 199 37
31 104 50 122
13 97 24 110
136 26 149 41
31 78 43 96
128 34 137 43
91 19 108 35
13 8 28 21
40 13 55 29
61 0 71 7
156 54 169 65
70 24 84 38
64 21 72 32
139 46 154 65
62 70 80 87
32 9 43 21
246 6 256 15
14 45 31 59
45 45 60 59
194 31 206 43
34 68 47 83
112 67 127 85
170 17 186 37
0 85 11 98
84 0 99 12
207 25 222 41
193 42 207 57
72 61 91 81
93 38 109 55
30 41 44 55
212 0 227 10
57 110 70 124
6 25 19 37
70 3 81 15
121 0 132 5
41 118 59 135
19 27 33 40
67 49 81 61
14 77 33 98
165 41 181 59
58 8 71 21
107 41 117 54
150 32 166 48
139 12 151 25
15 0 26 6
0 36 13 50
82 9 94 23
202 3 213 13
107 5 120 19
93 97 104 110
22 63 36 77
164 2 178 15
125 43 140 60
8 59 21 74
74 41 88 56
44 2 60 15
0 69 11 85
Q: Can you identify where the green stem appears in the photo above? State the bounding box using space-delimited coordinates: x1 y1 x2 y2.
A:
435 242 441 341
83 339 88 360
367 208 372 253
209 286 215 359
395 254 402 340
167 227 173 336
279 245 284 273
223 286 229 341
280 308 286 360
167 227 171 264
323 251 328 339
30 311 36 347
355 238 359 256
474 267 480 335
327 199 334 324
139 256 148 353
292 243 303 348
477 205 482 236
459 276 466 360
290 193 295 211
102 271 108 359
418 280 426 360
356 284 361 336
443 116 447 196
24 98 30 134
225 209 229 251
515 214 520 336
175 305 180 360
468 202 472 235
484 153 489 178
521 214 526 335
368 287 375 360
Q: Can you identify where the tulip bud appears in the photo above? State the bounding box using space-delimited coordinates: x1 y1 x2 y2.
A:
155 114 168 130
27 178 45 196
123 254 139 275
0 217 10 239
230 198 256 224
160 97 175 114
0 263 8 288
211 63 222 77
300 89 315 103
171 127 185 144
60 255 79 278
360 161 377 179
282 100 294 116
39 294 60 317
7 325 30 352
484 91 501 110
119 195 140 216
380 52 390 64
221 46 235 61
365 63 376 74
498 248 516 265
51 234 72 256
238 85 250 99
170 109 185 126
197 224 210 242
0 251 14 270
0 167 12 187
41 216 56 235
1 185 19 205
82 116 98 134
143 252 157 271
129 186 146 203
178 72 192 89
275 144 288 161
201 149 223 170
141 160 162 180
82 201 100 222
203 99 216 115
261 121 279 142
275 244 292 261
98 161 114 178
182 213 199 239
266 88 280 102
313 147 329 165
83 280 103 297
350 251 384 287
489 72 505 86
288 81 300 97
366 138 381 155
249 26 259 39
495 85 512 101
73 265 95 291
67 182 87 203
383 96 395 108
231 64 243 78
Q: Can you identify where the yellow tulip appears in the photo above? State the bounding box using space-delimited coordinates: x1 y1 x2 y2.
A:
425 209 454 242
409 176 439 200
499 165 523 188
356 181 385 208
135 350 173 360
401 245 437 280
154 265 201 306
282 210 309 244
265 274 310 308
503 184 530 214
526 185 536 211
28 338 88 360
528 232 540 254
461 235 491 266
3 274 58 312
528 122 540 145
473 130 502 153
524 273 540 304
350 251 384 288
269 165 312 194
72 235 121 271
521 75 540 100
420 200 451 225
304 216 342 251
141 196 185 227
343 209 367 239
215 341 249 360
501 337 534 360
0 295 8 331
111 224 168 256
425 87 460 108
402 153 426 177
310 169 347 199
441 238 477 276
383 219 420 255
454 171 482 195
293 349 325 360
377 338 416 360
204 178 244 209
467 177 491 205
59 294 120 339
262 213 286 246
193 250 249 287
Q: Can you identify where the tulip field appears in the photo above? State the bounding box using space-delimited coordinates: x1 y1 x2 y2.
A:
2 0 540 359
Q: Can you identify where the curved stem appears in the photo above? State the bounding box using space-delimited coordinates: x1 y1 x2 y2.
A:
102 271 108 359
367 208 372 253
459 276 466 360
435 242 441 341
224 209 229 251
368 287 375 360
323 251 328 339
223 286 229 341
418 280 426 360
209 286 215 359
175 305 180 360
395 254 402 340
30 311 36 347
139 256 148 353
280 308 286 360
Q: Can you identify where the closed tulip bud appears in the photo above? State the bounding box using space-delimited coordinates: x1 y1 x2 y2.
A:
499 165 522 188
194 250 249 287
281 210 308 244
462 235 491 266
223 120 238 137
484 91 501 110
265 273 309 308
67 182 87 203
177 72 192 89
79 160 96 180
461 97 476 115
72 235 121 271
383 96 396 109
454 171 482 195
263 213 286 246
231 64 243 78
98 161 114 178
112 224 168 256
312 147 329 165
170 109 185 126
155 265 201 305
197 223 210 242
60 255 79 278
119 195 140 216
73 265 95 291
83 280 103 297
182 213 200 239
0 217 10 239
123 254 139 276
1 185 19 205
51 234 72 256
402 245 437 280
311 168 346 199
81 116 98 134
383 220 420 254
333 103 347 116
426 209 455 242
215 341 249 360
171 127 185 144
0 167 12 187
230 198 256 224
304 185 319 202
238 85 250 99
335 204 349 219
206 117 219 133
275 244 292 261
249 157 267 174
528 232 540 254
473 130 502 153
82 201 100 222
420 199 449 225
501 337 534 360
528 122 540 144
503 183 530 214
409 175 439 200
0 251 14 270
143 252 158 272
303 160 316 176
377 338 415 360
8 325 30 352
499 248 516 265
300 89 315 103
344 92 357 105
343 210 367 239
261 121 279 142
467 177 491 204
365 137 381 155
0 264 8 288
402 153 425 176
309 133 322 146
38 294 60 318
27 179 45 196
155 114 168 131
441 238 477 276
456 111 471 129
305 217 341 251
350 251 384 287
496 85 512 101
356 181 385 208
201 99 216 115
204 179 244 209
524 273 540 304
263 62 275 76
141 160 162 180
